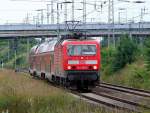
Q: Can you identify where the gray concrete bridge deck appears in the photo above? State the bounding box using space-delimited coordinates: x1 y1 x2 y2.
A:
0 22 150 38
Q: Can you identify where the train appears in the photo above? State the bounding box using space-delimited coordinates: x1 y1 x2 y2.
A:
29 34 101 89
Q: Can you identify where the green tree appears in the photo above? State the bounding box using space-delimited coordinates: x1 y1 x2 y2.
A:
144 38 150 71
101 47 117 75
112 35 137 72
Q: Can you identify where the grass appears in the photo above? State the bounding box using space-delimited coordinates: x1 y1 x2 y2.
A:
0 69 127 113
101 58 150 91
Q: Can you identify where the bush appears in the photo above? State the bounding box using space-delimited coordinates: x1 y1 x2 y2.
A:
101 47 116 75
112 35 137 72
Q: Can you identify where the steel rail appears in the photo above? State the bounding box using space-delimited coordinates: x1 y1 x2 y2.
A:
102 82 150 93
99 83 150 97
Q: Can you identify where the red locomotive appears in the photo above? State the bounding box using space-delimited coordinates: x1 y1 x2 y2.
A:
29 34 101 89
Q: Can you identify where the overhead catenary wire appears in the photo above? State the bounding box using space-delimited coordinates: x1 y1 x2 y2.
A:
8 0 149 24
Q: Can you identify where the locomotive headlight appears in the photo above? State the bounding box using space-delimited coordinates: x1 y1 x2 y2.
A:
67 66 72 70
68 60 79 64
93 66 97 70
86 60 97 64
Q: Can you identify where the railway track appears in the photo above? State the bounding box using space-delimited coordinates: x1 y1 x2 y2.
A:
18 70 150 113
72 86 150 113
89 82 150 112
60 82 150 112
100 82 150 97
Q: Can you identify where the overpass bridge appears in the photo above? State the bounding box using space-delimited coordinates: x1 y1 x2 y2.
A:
0 22 150 38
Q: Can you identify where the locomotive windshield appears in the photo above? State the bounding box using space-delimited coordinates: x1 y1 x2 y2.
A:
68 45 96 56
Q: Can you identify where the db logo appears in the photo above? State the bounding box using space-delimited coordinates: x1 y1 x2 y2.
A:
79 60 85 64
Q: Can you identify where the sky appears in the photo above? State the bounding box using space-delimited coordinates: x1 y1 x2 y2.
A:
0 0 149 24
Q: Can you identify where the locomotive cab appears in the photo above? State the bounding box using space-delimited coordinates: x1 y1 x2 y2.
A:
62 40 101 88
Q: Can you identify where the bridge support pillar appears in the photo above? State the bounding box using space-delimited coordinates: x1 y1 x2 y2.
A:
7 39 10 62
27 38 30 58
113 36 116 48
108 37 110 48
139 37 143 48
14 38 18 70
107 36 116 48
